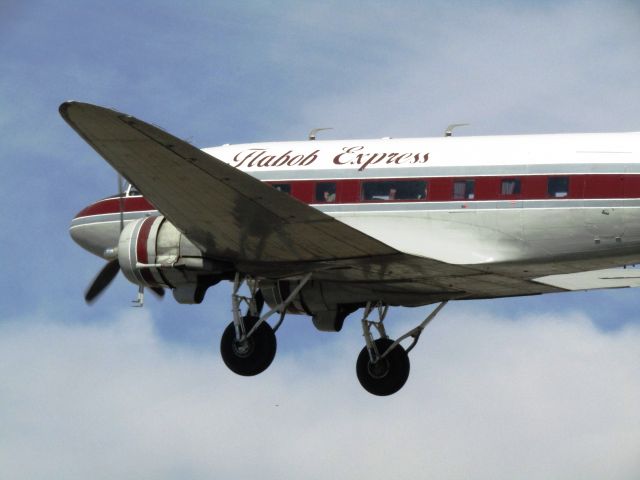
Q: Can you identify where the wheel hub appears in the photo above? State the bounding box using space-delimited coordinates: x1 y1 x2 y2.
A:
232 338 254 357
367 358 390 379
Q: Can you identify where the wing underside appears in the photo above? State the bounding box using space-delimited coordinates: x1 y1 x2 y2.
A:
60 102 396 264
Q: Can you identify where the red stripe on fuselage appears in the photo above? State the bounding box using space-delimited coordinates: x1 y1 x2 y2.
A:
268 174 639 204
75 197 155 219
74 174 640 218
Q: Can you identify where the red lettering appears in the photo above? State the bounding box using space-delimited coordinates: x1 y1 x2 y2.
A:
358 153 386 172
299 150 319 166
394 153 412 164
272 151 292 167
233 149 264 168
333 146 363 165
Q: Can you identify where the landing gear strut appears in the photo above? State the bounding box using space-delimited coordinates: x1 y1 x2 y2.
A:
356 301 448 396
220 272 311 376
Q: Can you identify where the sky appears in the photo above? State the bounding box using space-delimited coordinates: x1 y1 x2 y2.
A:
1 0 640 478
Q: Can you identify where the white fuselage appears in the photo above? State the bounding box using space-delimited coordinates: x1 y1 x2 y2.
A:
201 132 640 266
71 131 640 280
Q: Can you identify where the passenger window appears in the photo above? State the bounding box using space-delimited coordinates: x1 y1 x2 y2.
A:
548 177 569 198
361 180 427 201
315 182 337 203
453 180 475 200
501 178 521 195
271 183 291 194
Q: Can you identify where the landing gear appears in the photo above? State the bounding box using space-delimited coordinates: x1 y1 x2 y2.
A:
356 337 410 396
220 272 312 377
357 301 448 396
221 315 276 376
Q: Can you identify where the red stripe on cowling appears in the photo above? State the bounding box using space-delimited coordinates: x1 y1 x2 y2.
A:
136 217 154 264
136 217 158 287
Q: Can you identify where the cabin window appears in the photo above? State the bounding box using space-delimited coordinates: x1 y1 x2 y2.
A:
453 180 475 200
271 183 291 194
315 182 337 203
361 180 427 201
501 178 521 195
548 176 569 198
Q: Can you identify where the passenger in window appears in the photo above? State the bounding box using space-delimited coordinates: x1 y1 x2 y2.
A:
388 188 397 200
548 177 569 198
316 182 336 203
323 190 336 202
273 183 291 194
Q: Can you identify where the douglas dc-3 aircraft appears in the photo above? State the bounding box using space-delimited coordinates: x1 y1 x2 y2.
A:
63 101 640 396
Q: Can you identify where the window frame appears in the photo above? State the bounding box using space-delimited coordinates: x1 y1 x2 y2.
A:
500 178 521 196
270 183 292 195
314 181 338 203
452 179 475 200
360 179 429 202
547 176 569 198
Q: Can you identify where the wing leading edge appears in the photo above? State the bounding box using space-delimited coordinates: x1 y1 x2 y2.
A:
60 101 397 264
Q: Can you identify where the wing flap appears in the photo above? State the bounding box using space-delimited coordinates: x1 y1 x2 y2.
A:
60 102 396 263
534 267 640 291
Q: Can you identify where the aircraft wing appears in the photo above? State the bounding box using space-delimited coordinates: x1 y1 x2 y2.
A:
60 101 397 264
534 267 640 291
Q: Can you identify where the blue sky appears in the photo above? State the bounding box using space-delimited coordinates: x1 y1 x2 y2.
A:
1 1 640 478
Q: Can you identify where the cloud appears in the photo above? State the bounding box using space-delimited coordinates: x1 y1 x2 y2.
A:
276 1 640 139
1 307 639 479
3 2 640 477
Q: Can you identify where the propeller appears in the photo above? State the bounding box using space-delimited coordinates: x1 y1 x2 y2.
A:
83 176 165 304
84 174 126 304
85 259 120 304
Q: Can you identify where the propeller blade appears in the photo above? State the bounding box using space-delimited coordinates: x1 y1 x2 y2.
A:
85 259 120 304
149 286 165 298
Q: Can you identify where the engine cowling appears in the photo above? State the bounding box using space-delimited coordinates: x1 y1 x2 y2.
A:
260 279 360 332
118 216 224 303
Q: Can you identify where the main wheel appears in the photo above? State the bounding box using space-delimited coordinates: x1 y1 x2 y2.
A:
220 316 276 376
356 338 410 396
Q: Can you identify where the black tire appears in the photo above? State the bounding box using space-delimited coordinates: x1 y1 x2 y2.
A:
220 316 277 376
356 338 410 396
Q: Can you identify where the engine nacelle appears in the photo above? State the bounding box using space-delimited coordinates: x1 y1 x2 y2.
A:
118 216 223 303
260 280 360 332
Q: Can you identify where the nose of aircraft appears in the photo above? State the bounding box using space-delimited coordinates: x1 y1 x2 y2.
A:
69 201 122 259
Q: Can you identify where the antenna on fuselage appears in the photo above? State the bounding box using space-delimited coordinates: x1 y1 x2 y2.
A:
444 123 469 137
308 127 333 140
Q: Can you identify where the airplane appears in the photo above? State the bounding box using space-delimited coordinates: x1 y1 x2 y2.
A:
63 101 640 396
